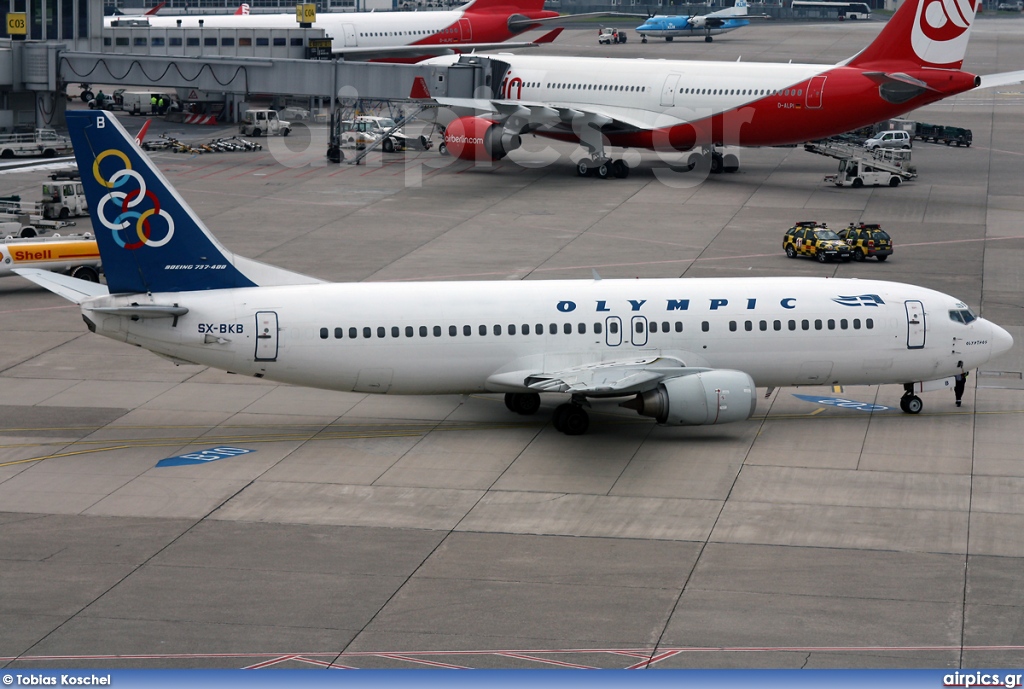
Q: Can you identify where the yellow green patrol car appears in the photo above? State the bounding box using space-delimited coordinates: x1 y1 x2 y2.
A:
837 222 893 261
783 222 852 263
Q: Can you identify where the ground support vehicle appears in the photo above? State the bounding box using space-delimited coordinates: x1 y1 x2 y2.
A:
783 221 853 262
598 27 628 43
837 222 893 261
0 129 73 159
0 196 78 238
805 140 916 187
353 116 432 153
40 182 89 219
0 234 101 282
914 122 972 146
239 110 292 137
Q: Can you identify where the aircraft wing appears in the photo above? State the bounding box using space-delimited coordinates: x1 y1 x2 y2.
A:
507 12 647 30
488 355 706 396
432 96 657 133
976 70 1024 89
12 268 109 303
332 35 556 60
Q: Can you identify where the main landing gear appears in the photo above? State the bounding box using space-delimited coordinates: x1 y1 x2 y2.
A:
900 384 923 414
576 157 631 179
504 393 590 435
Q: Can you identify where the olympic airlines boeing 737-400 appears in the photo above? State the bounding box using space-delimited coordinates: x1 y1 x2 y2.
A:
16 111 1013 434
427 0 1024 176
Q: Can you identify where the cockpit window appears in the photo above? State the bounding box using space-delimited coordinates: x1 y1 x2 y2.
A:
949 308 977 324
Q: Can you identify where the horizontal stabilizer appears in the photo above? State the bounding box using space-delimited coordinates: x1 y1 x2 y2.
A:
90 304 189 318
12 268 109 303
976 70 1024 89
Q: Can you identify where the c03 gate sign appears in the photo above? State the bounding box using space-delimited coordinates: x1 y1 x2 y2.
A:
7 13 27 35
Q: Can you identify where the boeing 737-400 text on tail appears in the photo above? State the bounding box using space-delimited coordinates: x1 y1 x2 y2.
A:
15 112 1013 434
425 0 1024 177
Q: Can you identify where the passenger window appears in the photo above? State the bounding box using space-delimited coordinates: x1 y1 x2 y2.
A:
578 323 586 334
378 327 386 338
564 323 572 334
801 320 809 330
391 326 399 337
363 327 371 338
866 318 874 329
662 322 669 332
853 319 861 329
463 325 472 336
841 319 848 329
609 321 619 334
405 326 413 337
549 323 558 335
494 325 502 336
535 324 543 335
319 328 328 339
789 320 796 331
745 321 753 332
729 321 737 332
419 326 427 337
349 327 357 339
702 321 709 332
594 322 603 334
760 321 768 331
650 321 658 333
773 320 781 331
675 322 683 333
635 321 644 333
509 324 517 335
433 325 441 337
814 320 822 330
335 327 343 339
449 325 457 336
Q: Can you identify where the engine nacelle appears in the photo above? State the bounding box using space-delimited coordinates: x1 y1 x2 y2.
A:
688 16 706 28
444 116 521 162
621 371 756 426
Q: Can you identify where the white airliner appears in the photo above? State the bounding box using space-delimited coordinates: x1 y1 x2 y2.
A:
109 0 572 61
15 111 1012 435
426 0 1024 176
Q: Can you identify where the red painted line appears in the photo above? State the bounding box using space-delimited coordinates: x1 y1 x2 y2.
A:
174 161 222 176
294 166 324 178
292 656 354 670
496 653 596 669
243 654 299 669
265 165 295 178
378 654 469 669
626 650 682 669
327 166 354 177
226 167 263 181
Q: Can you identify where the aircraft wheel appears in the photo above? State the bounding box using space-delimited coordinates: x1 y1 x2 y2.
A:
665 36 673 41
562 406 589 435
552 403 570 431
505 392 541 415
577 160 592 177
611 159 630 179
900 394 923 414
70 266 100 283
596 162 610 179
705 35 713 42
641 36 647 43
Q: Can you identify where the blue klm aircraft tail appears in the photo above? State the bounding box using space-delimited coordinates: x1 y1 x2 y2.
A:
67 110 320 295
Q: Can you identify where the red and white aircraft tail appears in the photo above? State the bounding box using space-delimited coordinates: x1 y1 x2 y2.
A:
234 3 250 15
847 0 979 69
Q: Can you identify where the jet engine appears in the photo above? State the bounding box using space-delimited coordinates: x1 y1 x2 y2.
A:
620 371 757 426
443 116 522 162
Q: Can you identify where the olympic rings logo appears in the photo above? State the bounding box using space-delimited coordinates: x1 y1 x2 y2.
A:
93 149 175 250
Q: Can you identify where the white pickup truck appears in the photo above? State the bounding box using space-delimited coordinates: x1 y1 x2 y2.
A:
0 129 73 159
239 110 292 137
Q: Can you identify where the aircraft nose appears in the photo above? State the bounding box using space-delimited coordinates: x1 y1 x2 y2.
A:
990 321 1014 357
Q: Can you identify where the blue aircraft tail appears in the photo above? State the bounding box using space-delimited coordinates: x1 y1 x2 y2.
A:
68 110 263 294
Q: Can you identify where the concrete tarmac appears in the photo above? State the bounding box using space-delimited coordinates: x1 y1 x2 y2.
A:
2 17 1024 669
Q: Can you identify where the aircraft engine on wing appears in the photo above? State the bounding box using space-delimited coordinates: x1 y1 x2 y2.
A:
620 371 757 425
444 116 522 162
687 16 706 28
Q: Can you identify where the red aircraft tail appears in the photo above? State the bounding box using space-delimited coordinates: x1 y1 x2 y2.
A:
462 0 549 13
533 27 563 44
847 0 979 70
234 3 250 15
